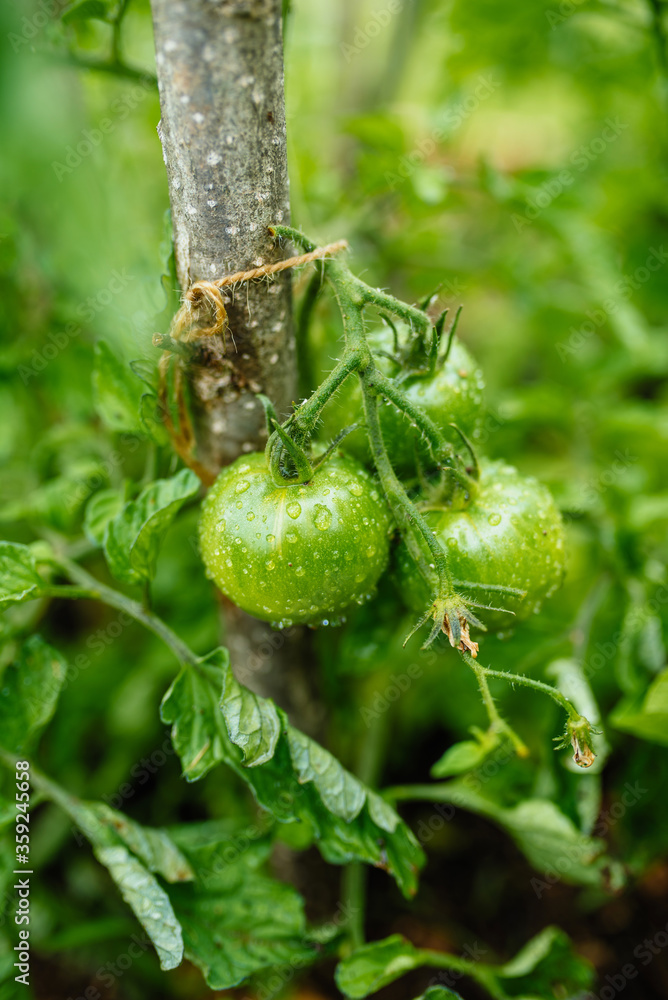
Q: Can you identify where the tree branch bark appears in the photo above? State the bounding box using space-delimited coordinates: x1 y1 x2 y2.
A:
150 0 324 734
151 0 295 476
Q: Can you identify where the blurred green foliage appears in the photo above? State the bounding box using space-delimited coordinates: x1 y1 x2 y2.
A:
1 0 668 997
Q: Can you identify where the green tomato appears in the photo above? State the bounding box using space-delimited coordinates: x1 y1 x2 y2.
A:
199 451 393 627
395 459 566 631
315 324 485 475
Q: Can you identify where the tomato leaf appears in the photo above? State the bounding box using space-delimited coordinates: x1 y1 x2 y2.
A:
421 782 624 890
164 823 327 990
83 488 124 547
161 649 235 781
103 468 200 584
611 670 668 746
94 846 183 971
0 636 67 753
335 926 593 999
335 935 425 998
0 542 45 610
430 735 500 779
161 649 425 897
412 990 463 1000
92 341 145 434
60 798 186 971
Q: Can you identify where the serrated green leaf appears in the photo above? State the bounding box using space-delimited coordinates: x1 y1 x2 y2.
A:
93 340 144 434
95 845 183 970
104 468 200 584
0 542 44 610
168 872 318 990
165 818 323 989
83 488 124 546
0 636 67 752
78 803 194 883
222 673 281 766
59 798 185 971
161 649 235 781
162 650 425 897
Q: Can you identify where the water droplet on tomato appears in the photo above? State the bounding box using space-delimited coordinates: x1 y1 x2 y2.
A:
348 481 363 496
314 504 332 530
286 531 297 543
295 566 305 576
266 533 275 543
286 501 301 519
235 480 250 494
265 558 275 570
247 512 255 521
488 513 502 526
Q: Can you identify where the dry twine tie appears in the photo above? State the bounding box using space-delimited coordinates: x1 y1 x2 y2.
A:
154 238 349 348
153 236 348 485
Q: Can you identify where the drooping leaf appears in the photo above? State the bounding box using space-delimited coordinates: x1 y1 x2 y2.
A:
83 488 124 546
161 650 425 896
0 636 67 752
0 542 44 610
60 797 186 971
103 468 200 584
92 340 145 434
94 845 184 971
77 803 194 883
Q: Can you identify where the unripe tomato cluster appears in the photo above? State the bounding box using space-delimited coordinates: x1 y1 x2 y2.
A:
199 325 565 637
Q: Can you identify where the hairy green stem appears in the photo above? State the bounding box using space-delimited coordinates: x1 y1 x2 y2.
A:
461 652 584 722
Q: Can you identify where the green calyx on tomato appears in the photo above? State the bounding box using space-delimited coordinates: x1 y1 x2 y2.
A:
314 322 485 476
395 458 566 636
199 450 393 627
